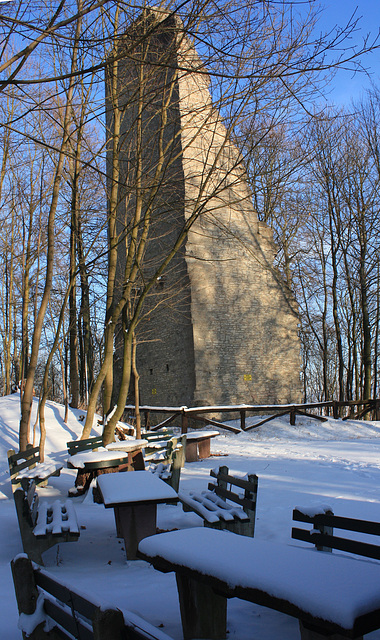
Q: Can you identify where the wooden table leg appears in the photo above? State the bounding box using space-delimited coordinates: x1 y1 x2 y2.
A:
176 573 227 639
185 442 198 463
115 503 157 560
131 450 145 470
69 470 94 496
198 438 211 459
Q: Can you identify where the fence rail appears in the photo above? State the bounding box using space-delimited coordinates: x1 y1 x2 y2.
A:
125 398 380 433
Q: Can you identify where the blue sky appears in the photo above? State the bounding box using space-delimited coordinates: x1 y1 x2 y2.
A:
316 0 380 105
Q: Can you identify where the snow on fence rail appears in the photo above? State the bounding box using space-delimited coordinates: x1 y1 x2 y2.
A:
124 398 380 433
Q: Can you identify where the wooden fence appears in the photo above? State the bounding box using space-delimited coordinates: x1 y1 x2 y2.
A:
124 398 380 433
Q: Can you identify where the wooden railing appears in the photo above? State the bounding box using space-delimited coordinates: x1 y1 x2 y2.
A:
125 398 380 433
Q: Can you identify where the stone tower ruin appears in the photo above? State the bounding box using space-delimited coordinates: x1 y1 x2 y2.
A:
107 9 302 410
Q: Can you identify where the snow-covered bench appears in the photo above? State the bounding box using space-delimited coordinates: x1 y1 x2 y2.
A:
8 446 62 490
11 554 174 640
138 526 380 640
179 465 258 536
66 435 103 456
13 480 80 565
292 506 380 559
147 435 186 492
185 430 219 462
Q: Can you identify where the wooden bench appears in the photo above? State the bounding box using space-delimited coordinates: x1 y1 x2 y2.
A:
178 465 258 536
67 436 146 497
138 526 380 640
11 554 174 640
8 446 63 490
185 430 219 462
13 480 80 565
143 430 177 458
148 436 186 492
292 506 380 559
66 435 103 456
97 470 178 560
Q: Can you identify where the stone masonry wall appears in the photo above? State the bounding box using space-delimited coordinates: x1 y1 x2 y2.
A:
111 10 302 410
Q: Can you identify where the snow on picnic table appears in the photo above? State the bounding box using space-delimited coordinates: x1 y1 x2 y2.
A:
185 430 219 440
139 527 380 629
67 448 129 468
1 392 380 639
97 470 178 505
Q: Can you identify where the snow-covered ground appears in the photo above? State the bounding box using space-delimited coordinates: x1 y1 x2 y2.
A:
1 392 380 639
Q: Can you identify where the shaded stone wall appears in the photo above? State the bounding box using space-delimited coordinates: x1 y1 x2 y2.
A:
109 9 302 409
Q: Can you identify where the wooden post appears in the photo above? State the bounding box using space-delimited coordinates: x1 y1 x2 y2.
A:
315 510 334 553
181 410 188 434
93 607 125 640
11 556 39 617
176 573 227 639
198 438 211 459
10 556 58 640
115 503 157 560
332 401 339 420
240 410 246 430
218 465 228 499
376 399 380 422
290 408 296 425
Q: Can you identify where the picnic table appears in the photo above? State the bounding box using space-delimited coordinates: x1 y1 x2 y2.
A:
138 527 380 640
185 430 219 462
67 439 147 497
97 470 178 560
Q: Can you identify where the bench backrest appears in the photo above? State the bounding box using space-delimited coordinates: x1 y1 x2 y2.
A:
292 508 380 560
14 480 39 529
67 435 103 456
144 434 181 460
11 555 173 640
8 445 40 483
208 465 258 516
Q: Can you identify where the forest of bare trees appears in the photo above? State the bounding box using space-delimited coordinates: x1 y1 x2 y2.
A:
0 0 379 451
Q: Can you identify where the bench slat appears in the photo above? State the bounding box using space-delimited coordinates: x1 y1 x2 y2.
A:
12 556 175 640
292 527 380 560
209 469 257 493
44 598 94 640
8 447 62 489
180 466 258 535
208 484 256 511
36 570 98 621
293 509 380 536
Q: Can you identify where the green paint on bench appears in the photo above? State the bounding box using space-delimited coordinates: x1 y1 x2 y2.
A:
11 555 174 640
8 446 62 490
148 436 186 492
13 480 80 565
66 435 103 456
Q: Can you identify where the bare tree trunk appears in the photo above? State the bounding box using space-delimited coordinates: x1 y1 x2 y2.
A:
19 3 83 451
132 332 141 439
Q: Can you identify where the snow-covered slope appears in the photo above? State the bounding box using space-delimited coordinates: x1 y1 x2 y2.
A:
1 392 380 639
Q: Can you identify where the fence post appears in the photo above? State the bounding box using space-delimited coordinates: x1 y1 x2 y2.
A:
290 408 296 425
240 410 246 431
332 401 339 420
181 410 188 434
376 399 380 421
315 509 334 553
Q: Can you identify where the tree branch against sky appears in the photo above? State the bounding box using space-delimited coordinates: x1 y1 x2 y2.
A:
0 0 379 447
